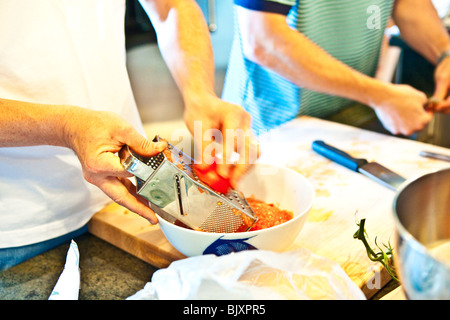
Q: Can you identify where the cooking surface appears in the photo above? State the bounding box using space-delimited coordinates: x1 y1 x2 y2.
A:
89 116 450 298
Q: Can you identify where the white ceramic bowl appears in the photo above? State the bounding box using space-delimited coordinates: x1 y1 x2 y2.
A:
156 163 315 256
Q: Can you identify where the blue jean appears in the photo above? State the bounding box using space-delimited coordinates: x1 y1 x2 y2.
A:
0 224 88 271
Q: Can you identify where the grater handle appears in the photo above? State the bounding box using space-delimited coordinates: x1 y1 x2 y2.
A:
119 145 155 181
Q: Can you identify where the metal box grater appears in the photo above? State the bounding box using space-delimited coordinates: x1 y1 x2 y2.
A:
119 137 257 233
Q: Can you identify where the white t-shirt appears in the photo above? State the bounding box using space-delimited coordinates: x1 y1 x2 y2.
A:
0 0 145 248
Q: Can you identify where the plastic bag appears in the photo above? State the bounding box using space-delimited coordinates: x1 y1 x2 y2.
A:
127 248 365 300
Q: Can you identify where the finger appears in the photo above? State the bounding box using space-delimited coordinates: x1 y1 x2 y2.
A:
119 177 150 206
217 112 254 179
93 151 135 178
229 136 260 188
242 133 260 165
424 97 440 112
432 76 449 101
124 130 167 158
95 175 158 224
216 128 235 179
435 97 450 113
199 126 217 167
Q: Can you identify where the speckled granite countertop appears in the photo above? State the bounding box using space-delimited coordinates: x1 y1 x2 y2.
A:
0 232 398 300
0 233 158 300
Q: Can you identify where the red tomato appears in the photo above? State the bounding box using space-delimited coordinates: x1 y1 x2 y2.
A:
193 161 231 194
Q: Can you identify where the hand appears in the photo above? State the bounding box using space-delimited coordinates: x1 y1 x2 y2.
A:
431 56 450 113
193 161 231 194
62 107 167 224
184 95 260 189
371 83 432 136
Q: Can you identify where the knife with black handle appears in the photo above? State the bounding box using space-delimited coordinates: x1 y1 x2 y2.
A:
312 140 406 191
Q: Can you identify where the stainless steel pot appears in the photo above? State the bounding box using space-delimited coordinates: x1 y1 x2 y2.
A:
393 167 450 299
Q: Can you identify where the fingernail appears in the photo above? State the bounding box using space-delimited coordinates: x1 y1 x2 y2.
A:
155 141 167 150
148 216 158 225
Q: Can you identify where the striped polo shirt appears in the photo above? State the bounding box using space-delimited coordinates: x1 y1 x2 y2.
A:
222 0 394 134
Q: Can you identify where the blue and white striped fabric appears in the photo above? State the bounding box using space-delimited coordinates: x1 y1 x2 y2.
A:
222 0 394 134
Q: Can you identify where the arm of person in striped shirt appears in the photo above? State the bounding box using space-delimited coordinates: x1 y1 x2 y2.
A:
234 0 433 136
392 0 450 113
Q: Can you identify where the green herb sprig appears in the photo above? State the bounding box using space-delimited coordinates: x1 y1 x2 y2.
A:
353 217 399 282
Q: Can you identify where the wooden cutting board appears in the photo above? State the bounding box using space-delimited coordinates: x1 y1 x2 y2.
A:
88 116 450 299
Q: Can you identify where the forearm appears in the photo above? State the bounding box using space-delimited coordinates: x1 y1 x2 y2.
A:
392 0 450 65
238 8 390 108
0 98 69 148
139 0 217 105
0 99 168 223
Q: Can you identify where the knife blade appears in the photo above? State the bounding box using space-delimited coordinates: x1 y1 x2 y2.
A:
312 140 406 191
